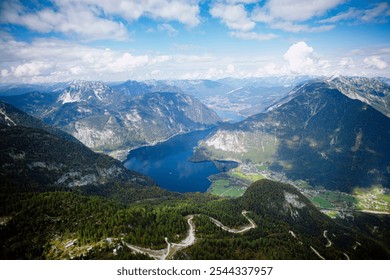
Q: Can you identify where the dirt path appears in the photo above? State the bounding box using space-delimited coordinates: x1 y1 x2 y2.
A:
209 210 257 233
125 211 256 259
125 241 168 260
310 246 325 260
165 215 196 259
323 230 332 247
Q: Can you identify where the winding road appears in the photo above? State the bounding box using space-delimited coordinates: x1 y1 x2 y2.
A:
125 211 256 259
323 230 332 247
209 210 257 233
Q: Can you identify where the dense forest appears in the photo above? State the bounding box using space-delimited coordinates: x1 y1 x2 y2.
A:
1 180 388 260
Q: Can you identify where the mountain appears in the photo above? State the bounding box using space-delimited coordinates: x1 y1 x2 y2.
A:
164 78 299 121
178 179 389 259
110 79 182 96
1 80 221 160
0 100 155 195
0 85 390 259
195 77 390 192
1 176 388 259
327 76 390 117
0 82 68 96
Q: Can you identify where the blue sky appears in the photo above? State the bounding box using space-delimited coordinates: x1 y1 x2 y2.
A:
0 0 389 83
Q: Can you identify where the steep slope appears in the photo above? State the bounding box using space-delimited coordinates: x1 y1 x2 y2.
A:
0 100 154 194
1 80 221 159
179 179 388 259
196 78 390 192
328 76 390 117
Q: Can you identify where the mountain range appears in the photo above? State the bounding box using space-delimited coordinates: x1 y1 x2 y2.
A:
195 76 390 192
0 100 170 203
1 75 389 260
1 80 221 159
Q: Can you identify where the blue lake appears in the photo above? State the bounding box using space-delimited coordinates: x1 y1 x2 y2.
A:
124 128 219 193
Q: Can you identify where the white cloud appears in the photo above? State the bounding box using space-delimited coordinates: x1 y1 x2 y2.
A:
319 2 390 24
262 63 284 76
251 0 342 33
226 64 235 74
158 23 179 37
339 57 355 69
62 0 201 26
1 35 389 83
283 41 315 73
226 0 258 4
255 0 344 22
106 53 149 73
0 1 128 40
270 21 334 32
361 2 390 23
1 69 10 77
230 31 278 40
364 56 388 70
150 69 161 76
0 0 200 41
13 61 52 77
210 3 255 32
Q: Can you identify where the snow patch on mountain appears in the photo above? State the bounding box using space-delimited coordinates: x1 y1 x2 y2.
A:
0 108 16 126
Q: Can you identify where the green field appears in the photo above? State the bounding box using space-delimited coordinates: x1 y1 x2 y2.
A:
230 170 265 182
257 165 267 171
208 179 245 197
208 164 268 198
311 196 334 209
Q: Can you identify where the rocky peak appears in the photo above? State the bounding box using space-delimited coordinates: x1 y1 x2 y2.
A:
58 80 114 104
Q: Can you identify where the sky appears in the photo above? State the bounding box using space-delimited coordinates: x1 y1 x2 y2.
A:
0 0 390 83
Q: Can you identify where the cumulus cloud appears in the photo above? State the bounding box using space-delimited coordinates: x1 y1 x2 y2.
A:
0 1 128 40
283 41 315 73
0 0 200 41
0 36 238 82
210 3 255 32
0 37 168 82
106 53 149 73
13 61 53 77
364 56 388 70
